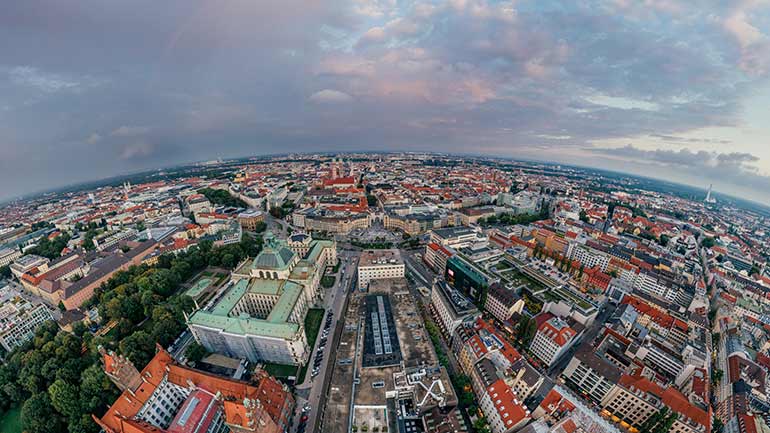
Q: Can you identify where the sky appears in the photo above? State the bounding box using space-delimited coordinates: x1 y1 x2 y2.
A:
2 0 770 203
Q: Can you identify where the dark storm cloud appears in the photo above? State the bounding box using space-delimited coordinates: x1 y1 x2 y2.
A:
0 0 769 200
588 144 770 191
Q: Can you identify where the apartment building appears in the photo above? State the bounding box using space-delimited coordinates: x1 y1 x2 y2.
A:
561 332 631 404
430 280 480 340
530 316 581 368
424 242 454 274
601 373 710 433
484 283 524 323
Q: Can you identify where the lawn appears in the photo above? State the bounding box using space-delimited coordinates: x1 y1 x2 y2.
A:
321 275 336 288
0 406 22 433
263 363 299 378
304 308 325 348
214 272 229 286
297 308 326 383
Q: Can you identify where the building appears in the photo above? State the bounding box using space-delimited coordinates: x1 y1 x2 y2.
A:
529 316 580 368
561 333 630 404
92 228 139 251
0 286 54 352
238 210 265 231
600 373 710 433
445 255 496 302
186 193 213 217
424 242 454 274
530 386 622 433
422 407 469 433
95 346 293 433
19 240 158 309
357 249 405 288
9 254 49 279
429 226 484 249
480 379 531 433
0 247 22 268
484 283 524 323
431 279 481 341
292 208 371 234
188 232 335 365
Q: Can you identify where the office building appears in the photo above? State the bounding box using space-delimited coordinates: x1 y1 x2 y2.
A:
357 249 405 288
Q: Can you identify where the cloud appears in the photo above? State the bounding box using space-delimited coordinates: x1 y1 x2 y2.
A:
111 125 150 137
649 134 732 145
1 0 770 202
119 141 155 160
7 66 81 93
588 144 770 191
309 89 354 103
722 2 770 76
86 133 102 144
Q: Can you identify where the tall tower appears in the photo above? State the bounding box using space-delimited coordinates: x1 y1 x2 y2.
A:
705 184 716 203
98 346 143 394
123 181 131 201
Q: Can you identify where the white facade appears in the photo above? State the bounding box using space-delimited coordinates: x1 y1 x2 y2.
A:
0 248 22 268
136 377 190 429
0 295 54 352
358 250 405 287
569 246 609 272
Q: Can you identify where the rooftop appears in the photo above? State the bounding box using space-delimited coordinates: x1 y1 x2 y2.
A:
359 249 403 267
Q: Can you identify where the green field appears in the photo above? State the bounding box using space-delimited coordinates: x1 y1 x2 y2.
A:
0 406 22 433
297 308 326 383
263 363 299 378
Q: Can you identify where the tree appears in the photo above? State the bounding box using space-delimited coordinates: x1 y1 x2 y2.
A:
639 408 668 433
516 316 531 342
21 393 65 433
79 364 118 414
473 417 491 433
197 188 248 208
702 237 716 248
119 331 155 367
579 210 589 223
48 379 80 419
185 342 208 364
0 265 11 279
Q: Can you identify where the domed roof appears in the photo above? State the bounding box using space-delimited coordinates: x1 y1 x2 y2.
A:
252 232 296 271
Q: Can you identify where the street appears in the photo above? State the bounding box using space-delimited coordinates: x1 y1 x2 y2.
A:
290 248 359 433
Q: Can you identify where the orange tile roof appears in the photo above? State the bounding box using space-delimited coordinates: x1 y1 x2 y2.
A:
486 379 528 429
98 348 292 433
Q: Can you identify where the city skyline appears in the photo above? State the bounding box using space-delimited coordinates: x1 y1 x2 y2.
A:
2 1 770 202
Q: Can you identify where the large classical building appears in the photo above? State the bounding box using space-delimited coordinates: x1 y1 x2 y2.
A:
187 232 336 365
95 346 293 433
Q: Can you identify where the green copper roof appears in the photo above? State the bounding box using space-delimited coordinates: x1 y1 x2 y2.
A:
188 310 300 339
252 231 296 271
188 276 305 339
266 280 303 323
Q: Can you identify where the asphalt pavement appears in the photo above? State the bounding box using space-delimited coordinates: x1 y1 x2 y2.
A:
290 250 359 433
